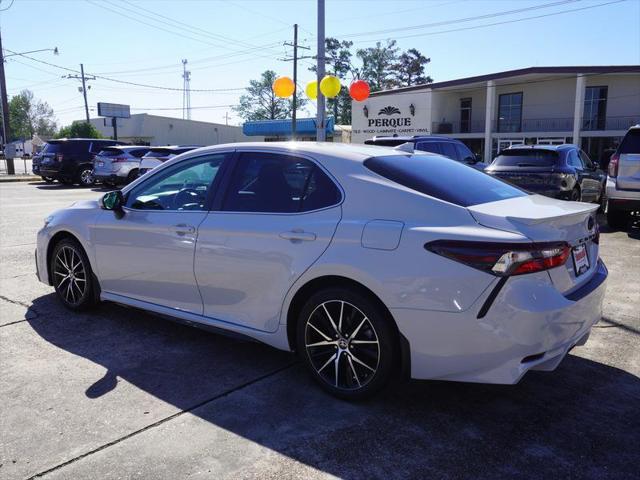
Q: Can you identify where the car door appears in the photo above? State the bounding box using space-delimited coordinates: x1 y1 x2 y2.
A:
194 150 342 332
92 152 230 314
578 150 602 201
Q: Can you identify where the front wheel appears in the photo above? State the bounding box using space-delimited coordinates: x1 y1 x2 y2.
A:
50 239 97 311
297 287 396 400
570 188 581 201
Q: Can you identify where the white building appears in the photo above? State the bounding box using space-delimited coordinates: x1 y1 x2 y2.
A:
88 113 260 146
352 66 640 162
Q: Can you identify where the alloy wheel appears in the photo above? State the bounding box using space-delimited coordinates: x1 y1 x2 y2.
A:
53 245 87 305
80 169 94 186
304 300 380 391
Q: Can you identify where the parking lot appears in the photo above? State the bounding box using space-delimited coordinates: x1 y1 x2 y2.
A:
0 180 638 480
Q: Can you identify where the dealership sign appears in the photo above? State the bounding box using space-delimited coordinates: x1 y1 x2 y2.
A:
351 91 431 143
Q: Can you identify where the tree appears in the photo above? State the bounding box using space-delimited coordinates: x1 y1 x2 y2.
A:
356 40 399 92
393 49 432 87
234 70 306 121
56 122 103 139
7 90 57 141
309 37 356 124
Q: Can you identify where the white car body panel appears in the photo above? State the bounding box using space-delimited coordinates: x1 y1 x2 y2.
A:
36 142 607 386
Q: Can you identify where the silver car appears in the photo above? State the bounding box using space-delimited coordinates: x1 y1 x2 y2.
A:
93 146 150 186
606 125 640 229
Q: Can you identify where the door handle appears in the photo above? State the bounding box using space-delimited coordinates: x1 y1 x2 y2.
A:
171 224 196 235
279 230 316 242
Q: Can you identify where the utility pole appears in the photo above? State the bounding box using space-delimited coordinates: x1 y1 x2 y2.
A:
223 112 230 125
182 59 191 120
80 64 90 123
65 65 95 124
283 24 310 140
316 0 326 142
0 30 15 174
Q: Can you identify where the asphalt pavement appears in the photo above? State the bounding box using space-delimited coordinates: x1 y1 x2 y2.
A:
1 181 638 480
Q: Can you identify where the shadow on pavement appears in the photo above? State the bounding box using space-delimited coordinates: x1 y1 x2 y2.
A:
26 293 640 479
32 182 117 192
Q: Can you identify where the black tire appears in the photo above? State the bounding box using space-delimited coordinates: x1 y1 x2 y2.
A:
76 167 94 187
50 238 97 311
597 189 607 213
126 169 138 184
296 287 396 400
570 188 581 201
42 176 55 184
606 204 629 230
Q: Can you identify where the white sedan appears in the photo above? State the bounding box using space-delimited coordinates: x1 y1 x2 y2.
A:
36 143 607 399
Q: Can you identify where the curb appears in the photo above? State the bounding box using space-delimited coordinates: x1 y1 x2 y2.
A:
0 176 40 183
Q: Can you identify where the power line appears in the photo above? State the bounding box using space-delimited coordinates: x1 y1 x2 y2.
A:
4 50 248 93
340 0 581 39
351 0 626 43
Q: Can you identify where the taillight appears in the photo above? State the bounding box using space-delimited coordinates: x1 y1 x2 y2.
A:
608 153 619 177
425 240 571 276
112 157 128 163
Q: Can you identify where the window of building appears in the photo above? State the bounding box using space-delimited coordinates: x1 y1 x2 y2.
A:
460 98 472 133
583 86 608 131
222 152 341 213
497 92 523 133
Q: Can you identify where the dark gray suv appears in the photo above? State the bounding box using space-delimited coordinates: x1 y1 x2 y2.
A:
365 135 486 170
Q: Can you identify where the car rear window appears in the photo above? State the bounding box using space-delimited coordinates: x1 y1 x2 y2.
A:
42 141 87 154
491 149 559 167
97 147 124 157
364 139 406 147
363 154 527 207
143 148 173 158
618 129 640 154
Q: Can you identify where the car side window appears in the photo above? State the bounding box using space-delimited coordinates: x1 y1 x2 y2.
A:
440 142 458 160
223 152 340 213
568 150 583 169
454 143 474 162
415 142 441 155
579 150 594 169
126 154 227 211
131 149 149 158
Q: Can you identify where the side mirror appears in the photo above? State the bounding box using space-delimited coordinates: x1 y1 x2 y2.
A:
101 190 125 218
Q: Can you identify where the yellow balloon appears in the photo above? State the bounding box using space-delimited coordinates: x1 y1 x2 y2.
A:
320 75 341 98
305 81 318 100
273 76 295 98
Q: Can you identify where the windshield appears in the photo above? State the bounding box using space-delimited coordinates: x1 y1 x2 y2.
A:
492 149 559 167
364 154 527 207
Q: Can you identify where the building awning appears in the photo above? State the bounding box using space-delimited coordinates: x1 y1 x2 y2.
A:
242 117 334 137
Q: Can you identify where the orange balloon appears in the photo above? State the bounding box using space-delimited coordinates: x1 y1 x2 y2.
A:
349 80 370 102
273 76 295 98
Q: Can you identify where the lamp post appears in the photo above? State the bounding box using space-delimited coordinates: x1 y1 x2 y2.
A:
0 42 59 175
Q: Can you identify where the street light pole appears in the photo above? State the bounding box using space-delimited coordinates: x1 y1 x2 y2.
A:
0 30 15 174
316 0 326 142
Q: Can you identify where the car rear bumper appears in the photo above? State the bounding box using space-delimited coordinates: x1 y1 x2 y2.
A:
606 177 640 209
393 260 607 384
94 173 127 184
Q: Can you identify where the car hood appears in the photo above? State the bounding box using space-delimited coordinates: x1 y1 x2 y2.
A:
69 199 101 210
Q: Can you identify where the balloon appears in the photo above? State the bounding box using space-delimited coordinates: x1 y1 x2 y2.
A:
272 76 295 98
349 80 370 102
320 75 341 98
305 81 318 100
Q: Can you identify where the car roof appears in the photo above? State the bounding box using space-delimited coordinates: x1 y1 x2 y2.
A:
368 135 459 143
504 144 576 151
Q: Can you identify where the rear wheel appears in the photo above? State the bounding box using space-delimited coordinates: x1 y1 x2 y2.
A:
50 239 97 311
607 204 629 230
297 287 396 400
76 167 94 187
42 176 54 184
126 169 138 184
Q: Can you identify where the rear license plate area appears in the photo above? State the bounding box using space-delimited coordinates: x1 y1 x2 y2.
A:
572 244 590 276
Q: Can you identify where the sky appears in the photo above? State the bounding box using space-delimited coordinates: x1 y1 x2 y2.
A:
1 0 639 129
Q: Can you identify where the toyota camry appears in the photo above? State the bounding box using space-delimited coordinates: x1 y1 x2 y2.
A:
36 143 607 399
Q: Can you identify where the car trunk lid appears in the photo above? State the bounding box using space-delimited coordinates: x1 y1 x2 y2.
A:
467 194 599 293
